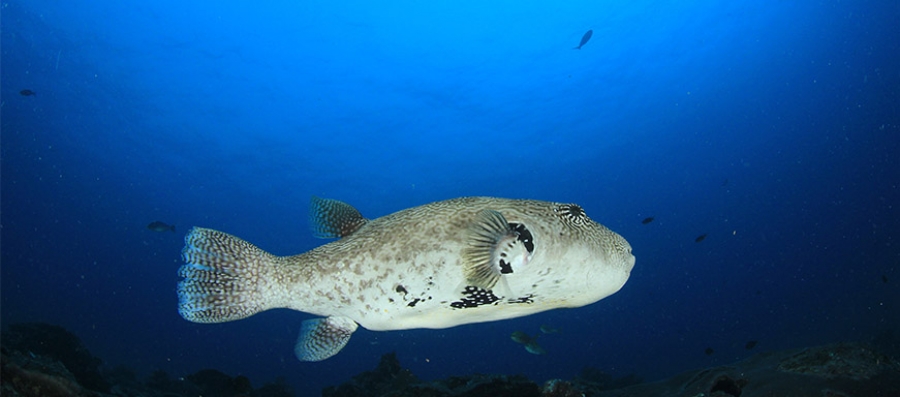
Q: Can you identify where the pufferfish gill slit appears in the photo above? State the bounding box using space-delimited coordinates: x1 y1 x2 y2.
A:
177 196 635 361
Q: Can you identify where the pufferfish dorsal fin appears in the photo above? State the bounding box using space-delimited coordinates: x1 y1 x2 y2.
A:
309 196 369 238
462 209 518 291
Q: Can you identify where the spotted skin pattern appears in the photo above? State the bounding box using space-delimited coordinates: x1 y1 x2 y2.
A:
178 197 635 357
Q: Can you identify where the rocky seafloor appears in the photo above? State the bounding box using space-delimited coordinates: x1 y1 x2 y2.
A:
2 322 899 397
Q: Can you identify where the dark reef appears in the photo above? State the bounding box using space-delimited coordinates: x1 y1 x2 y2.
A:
2 322 900 397
324 347 900 397
0 322 292 397
2 322 110 393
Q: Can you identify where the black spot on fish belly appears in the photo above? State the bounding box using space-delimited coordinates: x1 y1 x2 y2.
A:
695 234 708 243
642 217 654 224
509 294 534 304
407 298 422 307
450 286 499 309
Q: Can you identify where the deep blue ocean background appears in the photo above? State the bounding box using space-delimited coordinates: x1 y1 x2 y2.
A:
2 0 899 395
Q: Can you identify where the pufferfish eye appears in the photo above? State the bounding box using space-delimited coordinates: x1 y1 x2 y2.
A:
556 204 590 225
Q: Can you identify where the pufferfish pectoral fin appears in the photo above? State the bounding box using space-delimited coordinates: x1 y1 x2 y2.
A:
462 209 517 291
294 316 359 362
309 196 369 239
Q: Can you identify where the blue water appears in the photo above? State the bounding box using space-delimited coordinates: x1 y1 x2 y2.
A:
2 0 898 395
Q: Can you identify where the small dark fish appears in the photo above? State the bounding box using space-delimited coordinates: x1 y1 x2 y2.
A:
511 331 531 344
883 275 888 284
641 217 654 225
574 29 593 49
704 347 714 356
20 89 36 96
147 221 176 232
524 342 547 355
695 234 707 243
745 340 758 350
511 331 546 355
539 324 560 334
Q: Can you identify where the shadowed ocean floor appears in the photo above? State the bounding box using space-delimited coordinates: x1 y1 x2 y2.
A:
3 322 899 397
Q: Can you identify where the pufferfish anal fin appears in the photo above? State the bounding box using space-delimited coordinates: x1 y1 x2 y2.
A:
462 209 518 291
295 316 359 362
309 196 369 239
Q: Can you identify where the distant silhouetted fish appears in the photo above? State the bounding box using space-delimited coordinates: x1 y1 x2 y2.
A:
20 89 36 96
574 29 593 49
704 347 714 355
745 340 758 350
695 234 707 243
883 275 889 284
511 331 547 355
148 221 175 232
539 324 560 334
642 217 654 225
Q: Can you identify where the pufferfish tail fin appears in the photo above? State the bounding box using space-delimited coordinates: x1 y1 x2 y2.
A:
177 227 276 323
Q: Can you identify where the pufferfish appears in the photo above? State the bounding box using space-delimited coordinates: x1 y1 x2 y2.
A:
177 196 635 361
